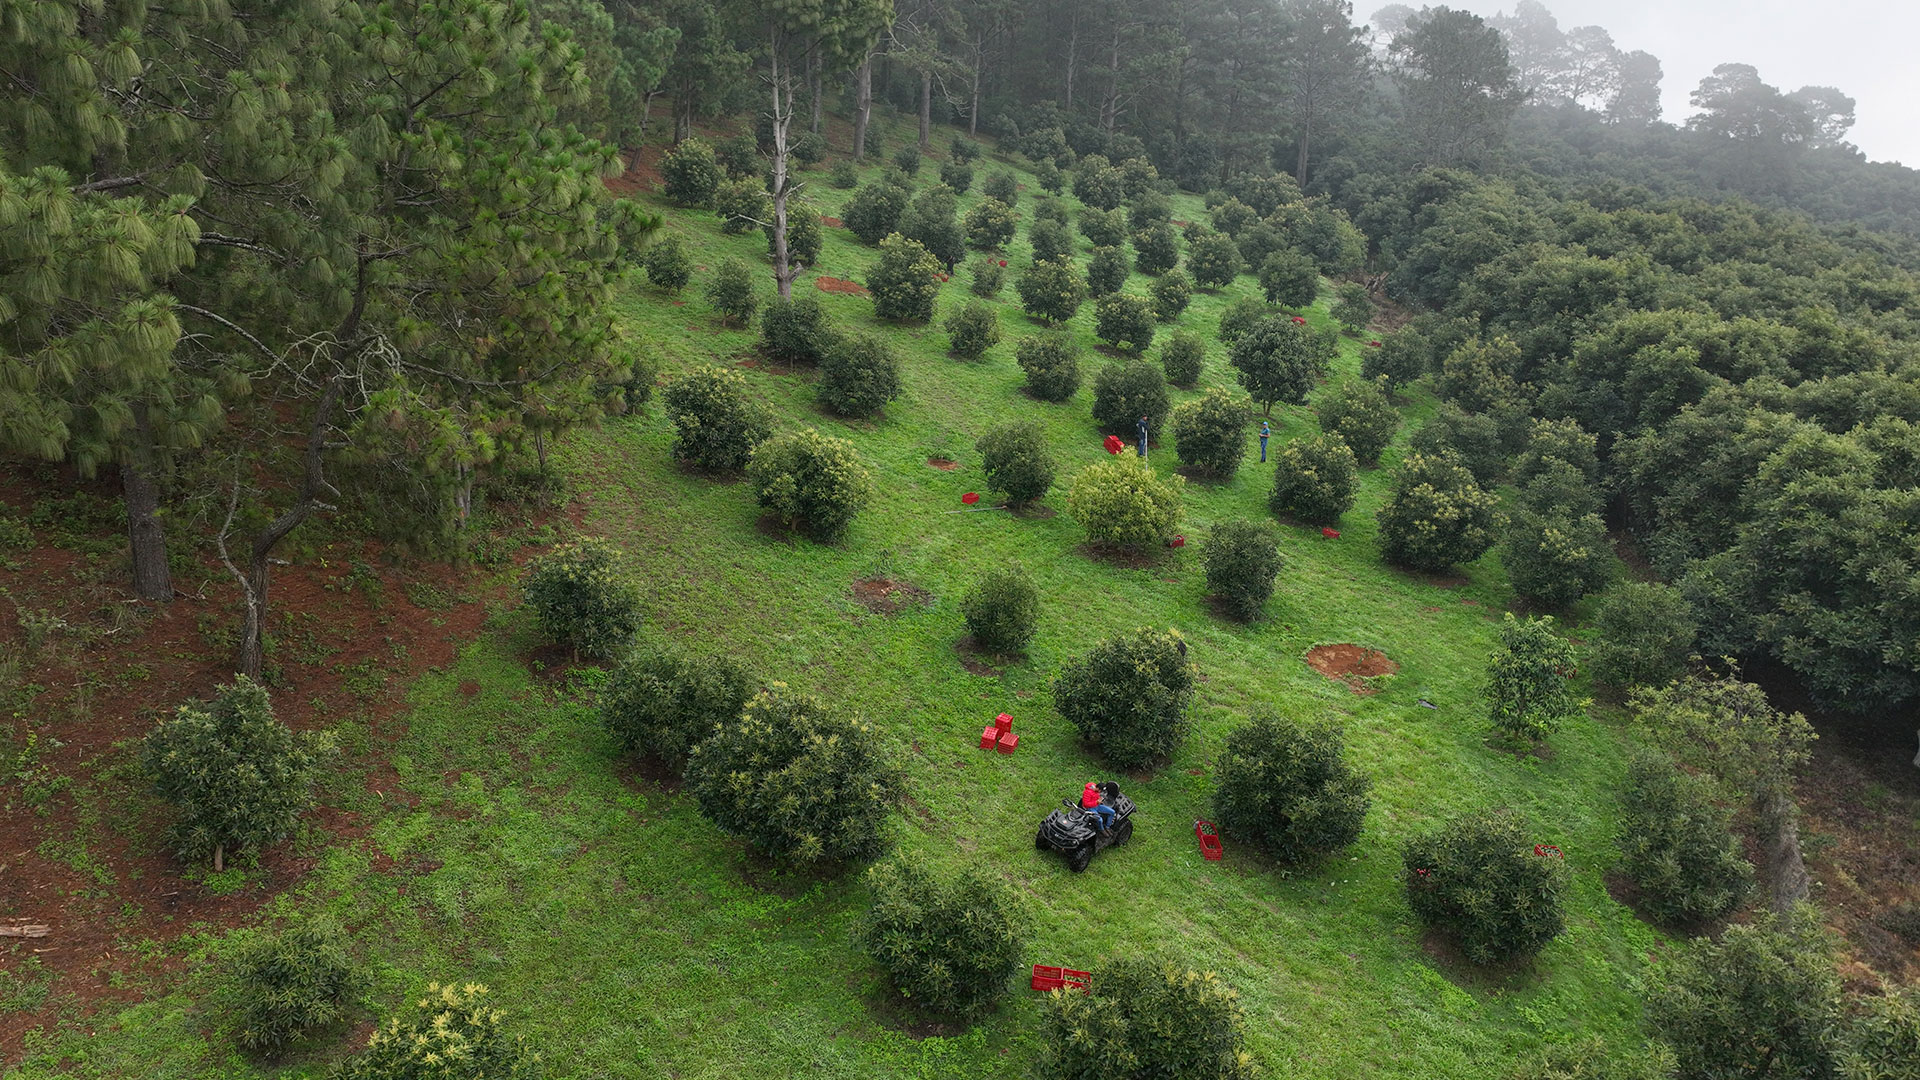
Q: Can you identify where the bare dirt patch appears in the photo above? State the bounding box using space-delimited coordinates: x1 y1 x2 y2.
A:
851 577 931 615
1304 643 1398 693
815 275 869 296
1074 542 1162 570
820 215 844 228
926 456 960 470
953 637 1010 676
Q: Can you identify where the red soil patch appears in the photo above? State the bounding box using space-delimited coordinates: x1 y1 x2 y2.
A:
926 456 960 470
604 146 666 196
820 215 844 228
1304 643 1398 693
815 275 869 296
851 577 931 615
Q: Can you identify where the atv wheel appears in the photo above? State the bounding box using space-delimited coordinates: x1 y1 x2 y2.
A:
1113 818 1134 846
1067 841 1094 873
1035 828 1049 850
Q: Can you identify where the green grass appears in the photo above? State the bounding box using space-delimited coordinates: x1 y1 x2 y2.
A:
6 125 1663 1079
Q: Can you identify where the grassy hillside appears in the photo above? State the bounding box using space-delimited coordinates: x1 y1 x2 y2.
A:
6 128 1663 1079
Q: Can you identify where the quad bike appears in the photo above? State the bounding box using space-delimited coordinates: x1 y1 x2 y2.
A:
1035 781 1136 872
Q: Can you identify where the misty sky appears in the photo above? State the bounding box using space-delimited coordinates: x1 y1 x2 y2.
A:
1423 0 1920 166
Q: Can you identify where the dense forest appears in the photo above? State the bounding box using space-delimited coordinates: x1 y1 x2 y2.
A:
4 1 1920 1077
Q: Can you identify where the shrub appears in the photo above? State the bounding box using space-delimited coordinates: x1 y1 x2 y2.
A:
662 364 773 472
968 256 1005 297
844 179 912 244
661 137 723 205
1041 957 1257 1080
1161 331 1205 386
1211 197 1257 236
1364 327 1431 389
747 428 875 541
977 422 1056 508
1092 358 1171 436
1591 582 1697 691
1173 387 1254 479
791 130 827 165
704 257 760 327
1377 453 1501 571
1129 192 1172 230
1054 627 1197 768
1315 376 1397 464
819 332 903 417
1269 434 1357 524
760 295 837 366
1515 418 1603 489
685 682 900 865
900 185 966 269
1188 232 1242 289
962 563 1041 654
1840 987 1920 1080
600 647 754 772
143 677 329 871
1487 614 1586 745
1072 159 1126 210
1236 222 1285 270
963 197 1017 250
938 158 973 193
944 299 1001 360
522 537 642 659
1079 206 1128 249
1217 295 1269 346
1331 281 1372 334
1032 196 1069 226
1204 520 1283 620
1501 503 1612 610
1150 268 1192 322
1067 455 1184 553
1133 223 1179 276
228 920 359 1056
1408 405 1504 485
1086 245 1129 296
335 982 536 1080
713 176 770 235
1403 809 1567 965
1230 314 1329 417
982 170 1017 204
1033 158 1064 194
1017 332 1083 402
1017 258 1088 325
1619 751 1752 924
1213 710 1369 860
1646 911 1841 1080
715 133 759 178
855 852 1028 1018
640 233 693 292
764 201 822 268
828 159 859 188
892 144 920 175
1028 218 1074 264
868 233 942 321
1094 293 1155 352
1258 249 1319 308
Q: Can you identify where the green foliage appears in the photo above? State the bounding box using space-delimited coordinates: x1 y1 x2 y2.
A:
1591 583 1698 691
746 428 876 542
855 852 1028 1018
868 234 943 322
1203 520 1283 621
1041 957 1257 1080
1129 193 1173 231
963 198 1018 250
600 647 754 773
1072 157 1126 210
1515 419 1603 490
1507 1039 1672 1080
1086 245 1130 296
764 202 822 268
1331 282 1373 334
662 365 773 473
1314 376 1397 465
1161 331 1206 387
1067 456 1185 554
1258 250 1320 308
1618 751 1752 925
1053 627 1198 769
1150 268 1193 322
1028 218 1075 264
1080 207 1129 249
1839 986 1920 1080
142 677 330 867
336 981 539 1080
961 563 1041 655
1094 293 1156 352
968 256 1005 297
1487 614 1586 745
828 159 859 189
1092 359 1172 436
790 131 827 165
1032 197 1070 227
938 158 973 193
1270 434 1358 525
1134 223 1179 275
1364 328 1431 389
713 176 770 235
522 538 642 660
705 258 759 326
1377 453 1502 571
1646 910 1840 1080
1236 223 1286 273
685 683 900 865
1502 500 1612 610
661 137 724 205
1213 710 1370 860
977 422 1057 508
943 299 1001 360
1189 232 1243 289
1230 315 1330 417
900 186 966 269
844 178 912 244
982 170 1018 205
1402 810 1567 965
760 295 837 367
1408 406 1504 486
715 135 761 178
1174 388 1254 479
227 920 359 1056
640 233 693 292
1033 158 1064 193
818 332 903 417
1017 258 1089 325
1218 296 1271 345
1437 336 1524 415
1629 672 1815 808
1017 332 1083 402
892 144 921 175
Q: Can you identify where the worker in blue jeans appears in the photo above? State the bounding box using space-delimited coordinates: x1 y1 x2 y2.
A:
1136 414 1150 459
1259 420 1271 462
1081 781 1115 831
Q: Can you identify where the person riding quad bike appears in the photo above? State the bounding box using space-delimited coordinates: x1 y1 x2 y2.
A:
1035 780 1135 872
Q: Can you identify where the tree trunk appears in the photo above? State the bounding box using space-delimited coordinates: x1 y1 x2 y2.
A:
808 49 823 134
123 403 172 601
1762 789 1811 916
853 57 873 160
968 44 982 135
918 70 932 149
213 844 224 874
1295 122 1311 188
236 375 344 678
770 28 797 301
1064 11 1077 110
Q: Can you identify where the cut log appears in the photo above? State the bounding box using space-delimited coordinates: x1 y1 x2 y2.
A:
0 925 51 938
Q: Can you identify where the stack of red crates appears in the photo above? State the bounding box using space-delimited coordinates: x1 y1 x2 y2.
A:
980 712 1017 753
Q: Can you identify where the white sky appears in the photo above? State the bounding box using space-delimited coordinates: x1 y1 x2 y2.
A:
1421 0 1920 166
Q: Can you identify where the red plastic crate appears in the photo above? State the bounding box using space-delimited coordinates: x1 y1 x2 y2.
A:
1194 819 1223 861
994 712 1013 733
979 726 999 750
997 731 1019 753
1032 964 1092 993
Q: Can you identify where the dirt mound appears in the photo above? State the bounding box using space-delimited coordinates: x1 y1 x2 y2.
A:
821 215 844 228
852 577 930 614
815 275 869 296
1305 643 1398 693
926 456 960 470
